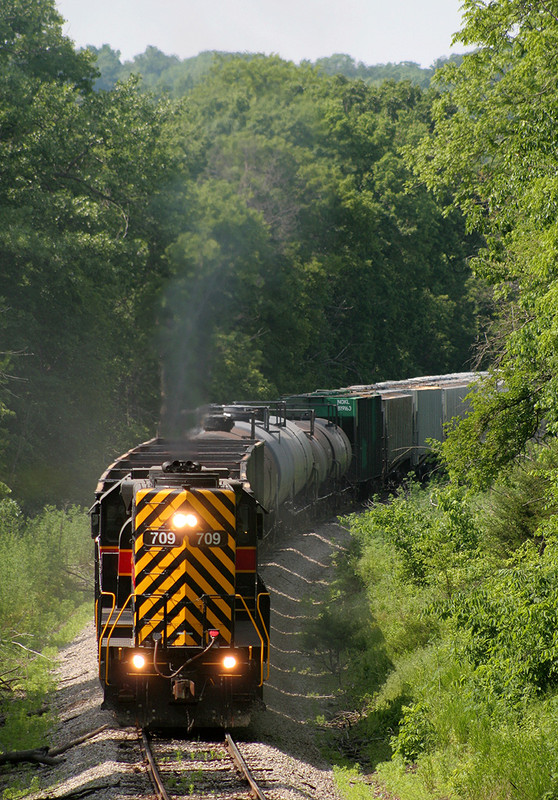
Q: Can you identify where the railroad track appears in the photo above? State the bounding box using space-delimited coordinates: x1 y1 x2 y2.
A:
139 727 268 800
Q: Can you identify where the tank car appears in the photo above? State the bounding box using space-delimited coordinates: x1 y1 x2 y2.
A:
198 403 352 514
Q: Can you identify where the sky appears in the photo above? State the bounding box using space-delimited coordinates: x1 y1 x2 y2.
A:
55 0 467 69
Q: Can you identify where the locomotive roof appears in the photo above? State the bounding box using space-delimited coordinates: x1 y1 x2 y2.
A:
95 435 261 496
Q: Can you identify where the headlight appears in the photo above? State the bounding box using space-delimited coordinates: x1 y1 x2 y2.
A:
132 653 146 670
223 655 237 670
171 512 198 530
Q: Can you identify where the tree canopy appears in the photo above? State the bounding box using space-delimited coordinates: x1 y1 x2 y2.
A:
0 0 179 504
414 0 558 486
158 57 477 433
86 45 445 97
1 1 478 503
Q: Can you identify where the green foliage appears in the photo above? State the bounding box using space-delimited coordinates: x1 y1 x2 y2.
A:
0 500 91 642
0 494 92 755
88 46 460 97
312 55 436 88
447 541 558 704
159 56 476 429
413 1 558 486
391 701 435 763
330 443 558 799
88 46 254 96
477 440 558 551
2 4 479 504
0 654 56 753
350 481 480 602
0 0 183 505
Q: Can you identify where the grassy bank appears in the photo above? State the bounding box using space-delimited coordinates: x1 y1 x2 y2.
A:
314 444 558 800
0 488 93 757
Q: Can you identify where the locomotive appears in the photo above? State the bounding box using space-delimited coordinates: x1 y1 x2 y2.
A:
91 373 480 729
91 403 352 728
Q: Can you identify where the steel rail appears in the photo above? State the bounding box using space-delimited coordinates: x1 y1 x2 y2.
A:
139 728 170 800
224 732 268 800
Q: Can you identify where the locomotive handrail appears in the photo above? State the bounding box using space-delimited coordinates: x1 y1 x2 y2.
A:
104 593 134 684
95 595 106 639
256 591 271 681
235 593 268 687
97 591 116 678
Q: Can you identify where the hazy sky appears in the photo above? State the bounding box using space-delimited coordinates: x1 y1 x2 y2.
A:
55 0 467 68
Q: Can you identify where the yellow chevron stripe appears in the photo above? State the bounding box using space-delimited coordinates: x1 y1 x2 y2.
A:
187 547 235 595
137 590 190 624
137 620 198 647
135 548 234 619
133 488 236 648
136 489 234 532
196 489 236 528
186 535 235 574
182 560 234 609
136 492 186 531
138 583 232 645
134 544 184 583
177 585 232 641
136 594 197 646
179 582 232 642
183 492 223 529
206 533 236 574
136 560 183 598
135 489 172 527
135 550 183 595
135 535 234 583
136 588 232 645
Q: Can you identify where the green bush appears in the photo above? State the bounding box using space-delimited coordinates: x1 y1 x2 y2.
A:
391 701 435 762
0 489 92 754
329 449 558 800
0 499 91 642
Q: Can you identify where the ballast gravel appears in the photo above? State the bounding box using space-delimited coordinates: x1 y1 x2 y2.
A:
2 518 356 800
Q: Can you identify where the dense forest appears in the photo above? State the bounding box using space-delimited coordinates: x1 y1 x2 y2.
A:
331 3 558 799
89 45 460 95
0 4 477 508
3 0 558 798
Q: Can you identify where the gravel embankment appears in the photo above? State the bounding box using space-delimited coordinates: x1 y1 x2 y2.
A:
2 518 352 799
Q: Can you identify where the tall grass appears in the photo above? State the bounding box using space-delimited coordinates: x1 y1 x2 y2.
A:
325 444 558 800
0 485 93 753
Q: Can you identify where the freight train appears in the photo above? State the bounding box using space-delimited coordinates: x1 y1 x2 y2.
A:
91 372 480 729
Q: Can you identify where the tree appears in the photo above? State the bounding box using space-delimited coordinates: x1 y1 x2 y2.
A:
160 57 476 423
88 44 126 90
414 0 558 486
0 0 179 505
